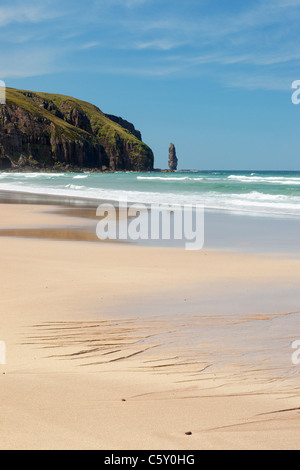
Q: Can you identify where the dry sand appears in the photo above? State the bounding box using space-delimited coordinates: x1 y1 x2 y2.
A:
1 202 300 450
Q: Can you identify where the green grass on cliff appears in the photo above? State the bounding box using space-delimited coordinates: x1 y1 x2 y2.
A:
5 88 153 166
3 88 154 171
5 88 89 142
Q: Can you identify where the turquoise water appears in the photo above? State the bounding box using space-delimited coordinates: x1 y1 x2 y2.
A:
1 170 300 217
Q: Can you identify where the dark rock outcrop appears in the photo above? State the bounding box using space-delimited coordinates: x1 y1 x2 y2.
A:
0 88 154 171
0 156 12 170
168 143 178 171
105 114 142 141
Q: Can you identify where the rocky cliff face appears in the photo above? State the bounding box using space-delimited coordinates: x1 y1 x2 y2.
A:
0 88 154 171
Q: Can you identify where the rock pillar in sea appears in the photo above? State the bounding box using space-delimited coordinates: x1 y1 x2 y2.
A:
168 143 178 171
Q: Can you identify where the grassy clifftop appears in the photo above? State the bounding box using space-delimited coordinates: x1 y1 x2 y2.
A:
0 88 154 171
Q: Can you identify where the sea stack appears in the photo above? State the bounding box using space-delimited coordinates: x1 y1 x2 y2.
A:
168 143 178 171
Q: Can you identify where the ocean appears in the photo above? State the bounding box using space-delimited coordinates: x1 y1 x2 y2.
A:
1 170 300 218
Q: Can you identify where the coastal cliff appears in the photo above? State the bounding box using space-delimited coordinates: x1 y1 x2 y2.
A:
0 88 154 171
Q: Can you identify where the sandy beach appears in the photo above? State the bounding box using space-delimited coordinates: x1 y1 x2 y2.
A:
1 201 300 450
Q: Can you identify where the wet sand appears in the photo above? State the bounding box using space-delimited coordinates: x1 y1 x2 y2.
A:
1 201 300 449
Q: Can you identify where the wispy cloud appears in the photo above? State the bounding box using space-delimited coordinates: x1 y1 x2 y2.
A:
98 64 182 77
134 39 188 51
0 45 64 78
225 73 293 92
1 0 299 90
93 0 150 9
122 0 149 7
0 2 62 27
79 41 101 50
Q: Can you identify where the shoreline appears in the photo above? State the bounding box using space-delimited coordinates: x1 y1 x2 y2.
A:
1 199 300 449
0 187 299 256
2 170 300 220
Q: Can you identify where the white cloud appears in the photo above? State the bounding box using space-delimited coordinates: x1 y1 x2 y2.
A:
225 74 293 92
0 46 63 79
182 50 300 68
97 63 182 77
123 0 148 7
135 39 188 51
0 2 62 27
79 41 101 50
0 0 298 90
94 0 149 9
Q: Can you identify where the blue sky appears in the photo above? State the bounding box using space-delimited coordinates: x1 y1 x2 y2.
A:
1 0 300 170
